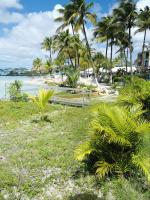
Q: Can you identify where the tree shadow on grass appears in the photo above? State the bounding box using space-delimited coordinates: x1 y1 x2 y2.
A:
68 193 103 200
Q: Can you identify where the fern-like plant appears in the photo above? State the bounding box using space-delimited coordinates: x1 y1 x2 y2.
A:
75 103 150 182
29 89 53 121
118 77 150 120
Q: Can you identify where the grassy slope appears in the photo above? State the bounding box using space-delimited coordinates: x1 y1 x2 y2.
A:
0 101 100 199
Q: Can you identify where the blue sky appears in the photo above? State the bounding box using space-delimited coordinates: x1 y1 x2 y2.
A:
0 0 149 68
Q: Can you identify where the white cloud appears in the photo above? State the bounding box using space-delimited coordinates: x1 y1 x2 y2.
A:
0 4 63 68
0 0 23 10
0 0 24 24
136 0 150 11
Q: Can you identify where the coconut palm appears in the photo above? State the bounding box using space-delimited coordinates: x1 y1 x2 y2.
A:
113 0 137 75
41 37 53 61
44 60 53 75
53 30 82 69
94 16 112 59
70 0 96 59
55 4 76 35
32 58 42 74
135 6 150 69
75 103 150 182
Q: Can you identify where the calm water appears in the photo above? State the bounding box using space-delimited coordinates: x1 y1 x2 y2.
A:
0 76 47 99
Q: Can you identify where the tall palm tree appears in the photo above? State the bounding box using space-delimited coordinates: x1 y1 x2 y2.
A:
113 0 137 75
55 4 76 35
32 58 42 74
41 37 53 62
94 16 112 59
70 0 96 59
135 6 150 69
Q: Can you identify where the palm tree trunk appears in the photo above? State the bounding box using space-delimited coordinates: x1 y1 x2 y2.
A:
129 27 133 76
110 39 113 84
71 23 75 36
124 49 128 73
106 38 109 58
82 22 91 59
50 49 52 62
142 29 147 70
68 51 74 68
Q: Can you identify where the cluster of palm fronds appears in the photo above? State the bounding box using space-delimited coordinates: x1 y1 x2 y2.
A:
118 77 150 119
75 103 150 182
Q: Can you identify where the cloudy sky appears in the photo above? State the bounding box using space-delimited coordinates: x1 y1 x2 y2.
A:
0 0 150 68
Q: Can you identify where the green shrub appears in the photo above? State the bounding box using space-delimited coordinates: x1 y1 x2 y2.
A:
8 80 28 102
75 103 150 182
65 68 80 88
118 77 150 119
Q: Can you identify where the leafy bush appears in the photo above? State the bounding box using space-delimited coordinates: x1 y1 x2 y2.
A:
65 68 80 88
8 80 28 102
118 77 150 119
75 103 150 182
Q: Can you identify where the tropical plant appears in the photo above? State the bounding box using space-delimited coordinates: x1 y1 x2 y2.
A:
75 103 150 182
65 67 80 88
55 4 76 34
118 77 150 119
135 6 150 69
44 60 53 75
113 0 137 75
29 89 53 121
8 80 28 102
41 37 53 61
32 58 43 74
94 16 112 59
69 0 96 59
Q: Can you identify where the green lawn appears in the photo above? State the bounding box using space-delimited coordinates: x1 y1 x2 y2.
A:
0 101 149 200
0 101 101 199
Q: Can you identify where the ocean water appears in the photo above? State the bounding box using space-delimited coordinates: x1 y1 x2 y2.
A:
0 76 47 99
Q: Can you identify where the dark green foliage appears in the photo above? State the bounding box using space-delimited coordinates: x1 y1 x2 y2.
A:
75 103 150 181
118 77 150 119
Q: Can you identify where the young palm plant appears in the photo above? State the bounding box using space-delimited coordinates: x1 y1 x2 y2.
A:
75 103 150 182
29 89 53 121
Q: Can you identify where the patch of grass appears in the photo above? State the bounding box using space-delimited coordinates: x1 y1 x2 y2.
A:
0 101 97 199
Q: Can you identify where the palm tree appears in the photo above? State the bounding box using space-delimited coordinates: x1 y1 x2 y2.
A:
55 4 76 35
44 60 53 75
70 0 96 59
113 31 130 71
41 37 53 62
94 16 112 59
32 58 42 74
135 6 150 69
113 0 137 75
53 30 81 69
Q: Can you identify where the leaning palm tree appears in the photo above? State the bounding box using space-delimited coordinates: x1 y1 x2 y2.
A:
113 0 137 75
135 6 150 69
41 37 53 62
